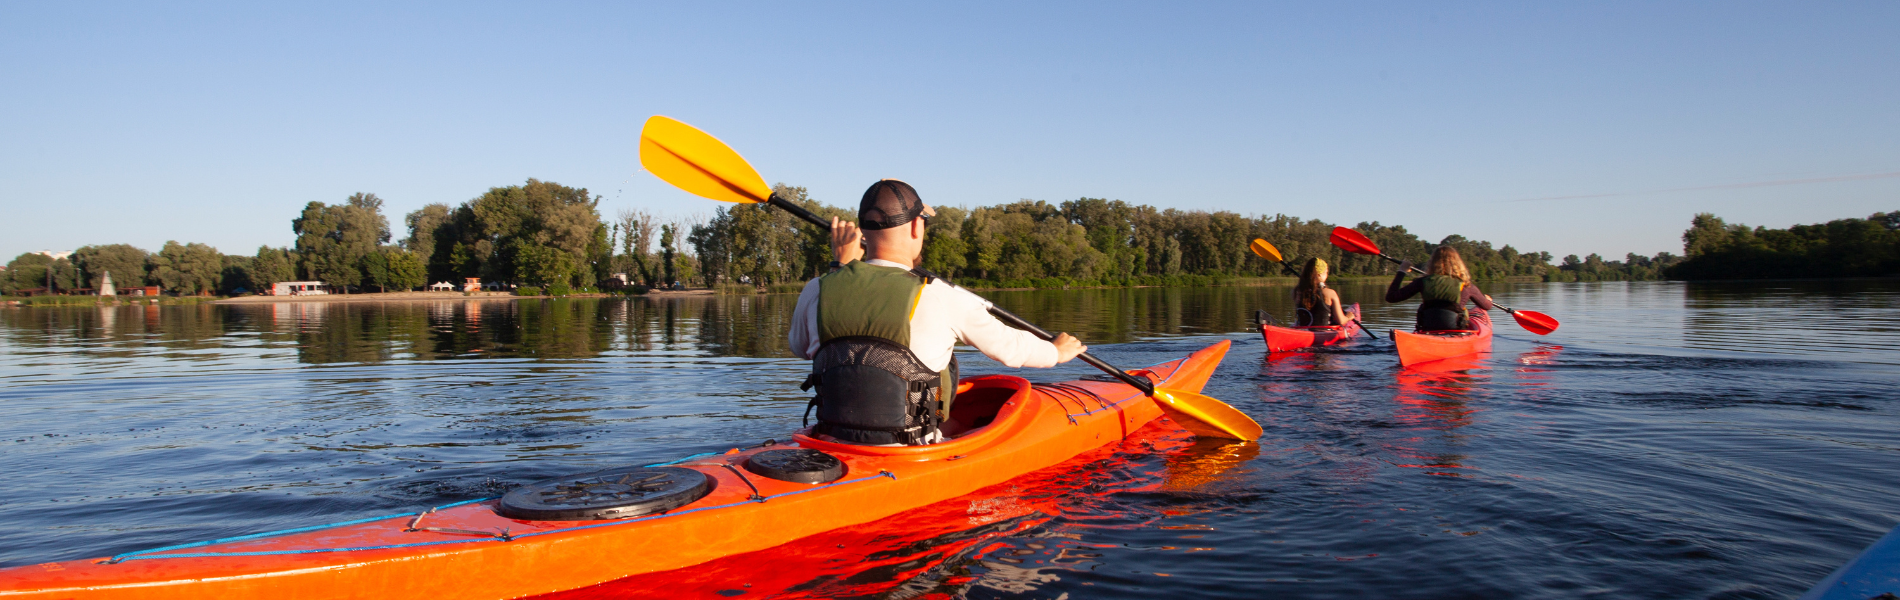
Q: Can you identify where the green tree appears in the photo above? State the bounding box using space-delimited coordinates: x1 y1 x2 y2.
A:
2 253 43 294
220 254 255 294
616 208 661 286
513 240 578 287
293 192 390 291
151 241 223 295
1682 213 1736 259
688 210 731 286
660 223 679 287
921 205 969 279
362 247 427 292
1669 211 1895 279
430 179 604 288
249 246 298 291
387 248 427 291
72 244 151 288
362 250 391 292
1060 198 1142 279
403 202 452 283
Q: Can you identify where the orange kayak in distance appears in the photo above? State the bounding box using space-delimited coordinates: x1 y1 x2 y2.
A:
1392 310 1493 367
1260 303 1362 352
0 341 1231 600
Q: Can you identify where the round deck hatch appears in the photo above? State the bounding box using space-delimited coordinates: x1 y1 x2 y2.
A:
743 448 846 484
498 466 713 521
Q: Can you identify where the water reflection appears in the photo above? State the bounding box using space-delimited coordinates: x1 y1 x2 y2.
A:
1387 356 1487 478
0 286 1330 369
3 282 1899 598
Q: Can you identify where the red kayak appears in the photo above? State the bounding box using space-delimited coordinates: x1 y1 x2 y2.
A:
1392 309 1492 367
1260 303 1362 352
0 342 1229 600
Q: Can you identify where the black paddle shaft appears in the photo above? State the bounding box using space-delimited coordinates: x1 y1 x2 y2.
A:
762 193 1158 396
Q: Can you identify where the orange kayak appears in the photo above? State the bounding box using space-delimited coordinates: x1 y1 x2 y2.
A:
1260 303 1362 352
0 341 1231 600
1391 310 1492 367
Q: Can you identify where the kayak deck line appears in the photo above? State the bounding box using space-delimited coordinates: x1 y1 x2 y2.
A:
105 471 904 564
0 341 1229 600
1034 379 1133 420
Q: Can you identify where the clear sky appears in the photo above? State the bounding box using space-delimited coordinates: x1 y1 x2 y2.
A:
3 2 1896 262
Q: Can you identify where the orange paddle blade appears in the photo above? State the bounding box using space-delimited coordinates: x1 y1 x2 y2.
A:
1328 226 1381 255
1152 388 1262 441
638 116 772 204
1249 238 1285 262
1510 309 1561 335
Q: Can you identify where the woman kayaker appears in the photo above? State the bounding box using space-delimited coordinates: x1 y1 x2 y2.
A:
1293 257 1350 327
1386 246 1494 332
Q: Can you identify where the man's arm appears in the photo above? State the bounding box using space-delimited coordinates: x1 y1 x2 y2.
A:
787 279 822 359
939 283 1084 367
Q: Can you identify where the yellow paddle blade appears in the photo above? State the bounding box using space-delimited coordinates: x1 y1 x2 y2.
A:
638 115 772 204
1250 238 1284 262
1152 388 1263 441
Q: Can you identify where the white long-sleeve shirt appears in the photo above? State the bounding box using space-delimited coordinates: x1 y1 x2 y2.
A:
788 259 1059 371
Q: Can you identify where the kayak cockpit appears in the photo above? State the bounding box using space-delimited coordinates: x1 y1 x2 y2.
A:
793 375 1033 459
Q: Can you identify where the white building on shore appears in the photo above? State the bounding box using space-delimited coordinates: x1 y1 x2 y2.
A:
271 281 330 296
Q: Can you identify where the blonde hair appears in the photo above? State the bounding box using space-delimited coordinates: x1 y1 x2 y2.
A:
1296 257 1328 309
1427 246 1471 285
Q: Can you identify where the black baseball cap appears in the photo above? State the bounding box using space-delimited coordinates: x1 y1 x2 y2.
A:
858 179 926 230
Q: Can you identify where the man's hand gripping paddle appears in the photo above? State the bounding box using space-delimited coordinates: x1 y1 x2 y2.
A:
1325 227 1561 335
639 116 1261 441
1249 238 1377 340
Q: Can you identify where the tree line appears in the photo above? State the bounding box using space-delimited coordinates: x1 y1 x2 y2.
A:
1670 210 1899 279
684 192 1680 288
23 180 1871 298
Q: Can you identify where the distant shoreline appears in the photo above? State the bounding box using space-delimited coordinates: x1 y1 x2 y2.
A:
210 289 718 304
214 291 520 304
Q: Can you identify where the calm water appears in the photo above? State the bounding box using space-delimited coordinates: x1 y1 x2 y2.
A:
1 280 1896 599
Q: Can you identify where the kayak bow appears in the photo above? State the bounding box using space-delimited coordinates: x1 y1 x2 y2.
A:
0 342 1232 600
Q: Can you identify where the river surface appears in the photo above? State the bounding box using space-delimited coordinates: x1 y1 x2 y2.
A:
1 280 1896 599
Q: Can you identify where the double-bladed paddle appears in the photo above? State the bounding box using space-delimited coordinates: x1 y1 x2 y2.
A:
1249 238 1376 340
639 115 1262 441
1326 227 1561 335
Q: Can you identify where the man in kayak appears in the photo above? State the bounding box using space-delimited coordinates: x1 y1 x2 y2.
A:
788 179 1087 446
1386 246 1494 332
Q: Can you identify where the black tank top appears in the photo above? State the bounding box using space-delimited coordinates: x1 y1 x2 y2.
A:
1295 287 1338 327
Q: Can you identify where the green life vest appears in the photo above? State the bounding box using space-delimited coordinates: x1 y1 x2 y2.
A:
1417 274 1469 331
804 261 957 445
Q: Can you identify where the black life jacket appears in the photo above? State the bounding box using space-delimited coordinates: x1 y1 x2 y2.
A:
800 262 957 446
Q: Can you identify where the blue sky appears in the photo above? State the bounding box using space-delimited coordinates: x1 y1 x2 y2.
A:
3 2 1896 262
